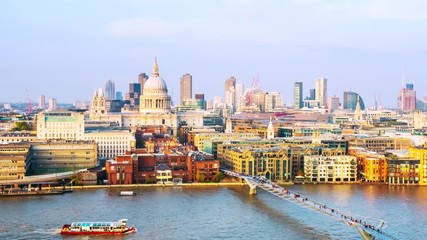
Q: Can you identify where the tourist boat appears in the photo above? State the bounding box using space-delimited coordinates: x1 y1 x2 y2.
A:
60 219 137 235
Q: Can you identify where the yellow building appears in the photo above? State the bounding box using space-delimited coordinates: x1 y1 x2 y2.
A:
0 143 31 181
408 147 427 185
0 132 37 144
220 147 291 182
349 149 387 183
349 136 411 152
194 132 259 152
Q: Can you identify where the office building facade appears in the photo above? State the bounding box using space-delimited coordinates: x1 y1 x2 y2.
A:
398 83 416 111
180 73 192 105
315 77 327 107
224 76 236 111
294 82 303 109
105 80 115 100
343 91 365 110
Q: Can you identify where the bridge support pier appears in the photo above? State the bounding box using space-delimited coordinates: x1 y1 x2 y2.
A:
244 178 258 195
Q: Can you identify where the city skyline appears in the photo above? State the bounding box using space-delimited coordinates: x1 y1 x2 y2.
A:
1 0 427 107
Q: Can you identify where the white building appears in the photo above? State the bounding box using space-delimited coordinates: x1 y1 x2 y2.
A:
304 155 357 183
48 98 57 111
265 92 284 112
37 111 85 140
84 130 135 160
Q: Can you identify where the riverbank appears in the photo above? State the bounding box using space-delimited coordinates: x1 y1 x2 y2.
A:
49 182 247 190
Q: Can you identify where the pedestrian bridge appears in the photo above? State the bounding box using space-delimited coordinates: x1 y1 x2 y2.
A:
0 169 87 185
222 169 398 240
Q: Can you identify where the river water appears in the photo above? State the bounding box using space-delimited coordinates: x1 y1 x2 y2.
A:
0 184 425 240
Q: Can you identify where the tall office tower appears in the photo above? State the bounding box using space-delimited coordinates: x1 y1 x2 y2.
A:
343 91 365 110
328 96 340 112
224 76 236 111
126 83 141 108
315 77 327 107
38 95 46 109
180 73 192 105
309 89 316 100
115 91 123 101
48 98 57 111
398 83 416 111
138 73 149 94
265 92 284 112
105 80 115 100
294 82 303 109
235 83 244 112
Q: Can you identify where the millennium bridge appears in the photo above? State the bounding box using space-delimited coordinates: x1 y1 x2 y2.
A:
0 169 86 185
222 169 398 240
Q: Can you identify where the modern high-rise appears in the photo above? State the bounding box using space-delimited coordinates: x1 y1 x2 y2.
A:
48 98 57 111
126 83 141 108
294 82 303 109
235 83 245 112
105 80 115 100
343 91 365 110
398 83 416 111
180 73 192 105
138 73 149 94
328 96 340 112
224 76 236 111
38 95 46 109
265 92 284 112
315 77 327 107
309 89 316 100
115 91 123 101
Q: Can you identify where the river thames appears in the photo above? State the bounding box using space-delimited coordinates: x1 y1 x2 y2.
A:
0 184 426 239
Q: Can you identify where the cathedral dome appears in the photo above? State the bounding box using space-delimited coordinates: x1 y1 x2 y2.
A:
144 76 168 92
143 58 168 96
139 57 172 113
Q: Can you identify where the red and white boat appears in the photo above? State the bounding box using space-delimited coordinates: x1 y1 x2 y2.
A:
60 219 137 235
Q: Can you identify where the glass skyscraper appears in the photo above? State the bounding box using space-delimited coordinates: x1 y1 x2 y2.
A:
294 82 303 109
343 91 365 110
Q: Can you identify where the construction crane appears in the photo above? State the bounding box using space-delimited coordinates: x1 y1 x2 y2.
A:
246 74 260 106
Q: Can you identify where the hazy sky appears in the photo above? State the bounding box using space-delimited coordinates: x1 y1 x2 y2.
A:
1 0 427 108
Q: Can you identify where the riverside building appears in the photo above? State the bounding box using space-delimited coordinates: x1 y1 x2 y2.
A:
304 155 357 183
0 143 31 181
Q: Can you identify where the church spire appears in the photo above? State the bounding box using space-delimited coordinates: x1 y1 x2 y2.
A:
354 95 362 121
152 57 159 77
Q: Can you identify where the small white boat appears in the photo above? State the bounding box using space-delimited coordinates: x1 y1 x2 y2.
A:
118 191 138 196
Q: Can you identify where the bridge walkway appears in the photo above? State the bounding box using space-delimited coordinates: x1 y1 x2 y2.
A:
222 169 398 240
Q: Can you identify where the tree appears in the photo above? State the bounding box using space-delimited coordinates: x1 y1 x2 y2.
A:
213 172 225 183
196 173 206 183
11 121 31 131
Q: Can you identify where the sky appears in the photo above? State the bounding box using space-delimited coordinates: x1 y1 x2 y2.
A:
1 0 427 108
